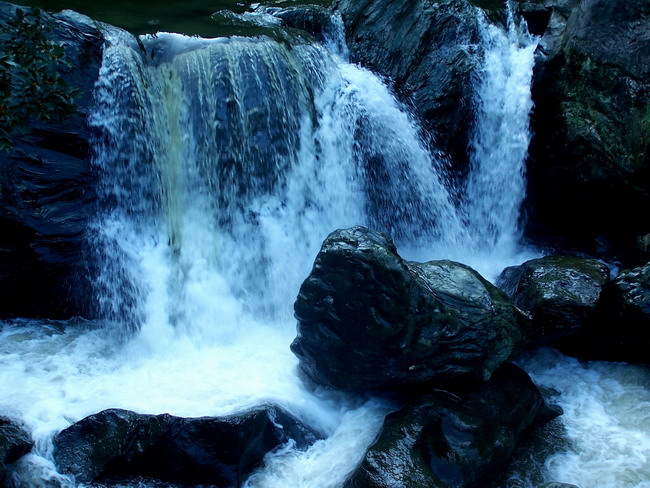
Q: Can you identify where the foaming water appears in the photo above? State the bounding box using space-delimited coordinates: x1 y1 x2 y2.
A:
463 5 539 263
513 349 650 488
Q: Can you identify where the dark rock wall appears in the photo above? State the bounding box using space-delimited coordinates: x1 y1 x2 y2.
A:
522 0 650 264
0 4 103 318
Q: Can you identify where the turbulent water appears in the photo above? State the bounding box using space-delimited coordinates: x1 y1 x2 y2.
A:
464 7 538 258
1 5 648 488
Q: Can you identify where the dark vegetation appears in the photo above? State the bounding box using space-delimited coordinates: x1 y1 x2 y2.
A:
0 7 77 150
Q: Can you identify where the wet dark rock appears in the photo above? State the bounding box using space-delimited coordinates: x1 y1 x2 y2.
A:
522 0 650 264
589 261 650 363
292 226 527 392
498 255 610 345
344 363 559 488
0 417 33 484
53 406 319 486
333 0 483 174
267 6 337 42
0 3 105 318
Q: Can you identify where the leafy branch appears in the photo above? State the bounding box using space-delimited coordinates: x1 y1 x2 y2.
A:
0 8 79 150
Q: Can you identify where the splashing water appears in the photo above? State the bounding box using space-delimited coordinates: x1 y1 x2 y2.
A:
0 7 610 488
463 6 539 268
514 349 650 488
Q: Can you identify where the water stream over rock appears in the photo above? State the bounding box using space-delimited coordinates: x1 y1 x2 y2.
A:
0 4 648 488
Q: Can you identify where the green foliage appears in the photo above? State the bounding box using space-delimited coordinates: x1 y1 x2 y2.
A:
0 8 79 150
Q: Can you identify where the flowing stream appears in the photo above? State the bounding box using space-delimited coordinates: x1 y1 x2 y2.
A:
1 5 648 488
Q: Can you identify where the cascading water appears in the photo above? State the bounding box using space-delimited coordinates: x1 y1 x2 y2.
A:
463 6 538 265
1 5 648 488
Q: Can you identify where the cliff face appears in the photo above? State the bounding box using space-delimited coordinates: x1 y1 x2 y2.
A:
0 4 103 318
522 0 650 264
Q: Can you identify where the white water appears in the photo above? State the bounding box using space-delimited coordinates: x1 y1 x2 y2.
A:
463 6 539 266
3 7 641 488
518 349 650 488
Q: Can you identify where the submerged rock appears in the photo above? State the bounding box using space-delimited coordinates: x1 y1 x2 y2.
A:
0 417 33 484
344 363 560 488
498 255 610 345
292 226 527 392
333 0 483 174
523 0 650 263
0 3 105 318
53 406 319 486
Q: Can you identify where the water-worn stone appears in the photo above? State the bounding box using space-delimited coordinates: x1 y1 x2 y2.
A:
53 406 319 486
0 417 33 484
0 3 104 318
344 363 560 488
267 5 337 43
589 261 650 363
498 255 610 345
333 0 483 174
292 226 527 392
522 0 650 263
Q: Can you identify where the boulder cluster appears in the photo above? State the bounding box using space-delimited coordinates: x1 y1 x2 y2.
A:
291 226 649 488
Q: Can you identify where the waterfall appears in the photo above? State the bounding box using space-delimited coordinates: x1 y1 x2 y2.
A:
3 6 645 488
89 23 469 341
463 5 539 259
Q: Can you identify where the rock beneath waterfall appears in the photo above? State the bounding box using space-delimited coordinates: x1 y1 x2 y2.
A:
53 406 319 485
267 6 337 42
0 3 107 318
0 417 33 483
333 0 483 174
292 226 528 392
498 255 610 345
343 363 561 488
588 261 650 363
523 0 650 263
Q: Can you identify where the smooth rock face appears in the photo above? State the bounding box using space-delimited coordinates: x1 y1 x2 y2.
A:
0 3 104 318
344 364 560 488
333 0 482 174
53 406 319 485
268 6 337 42
498 255 610 344
292 226 526 392
590 261 650 363
0 417 33 483
523 0 650 263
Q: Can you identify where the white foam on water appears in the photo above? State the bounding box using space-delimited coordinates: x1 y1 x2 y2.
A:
0 7 552 487
520 349 650 488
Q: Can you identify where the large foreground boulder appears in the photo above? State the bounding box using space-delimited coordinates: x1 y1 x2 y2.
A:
0 3 104 318
292 226 527 392
344 363 560 488
498 255 610 345
0 417 33 484
523 0 650 263
333 0 483 173
53 406 319 486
